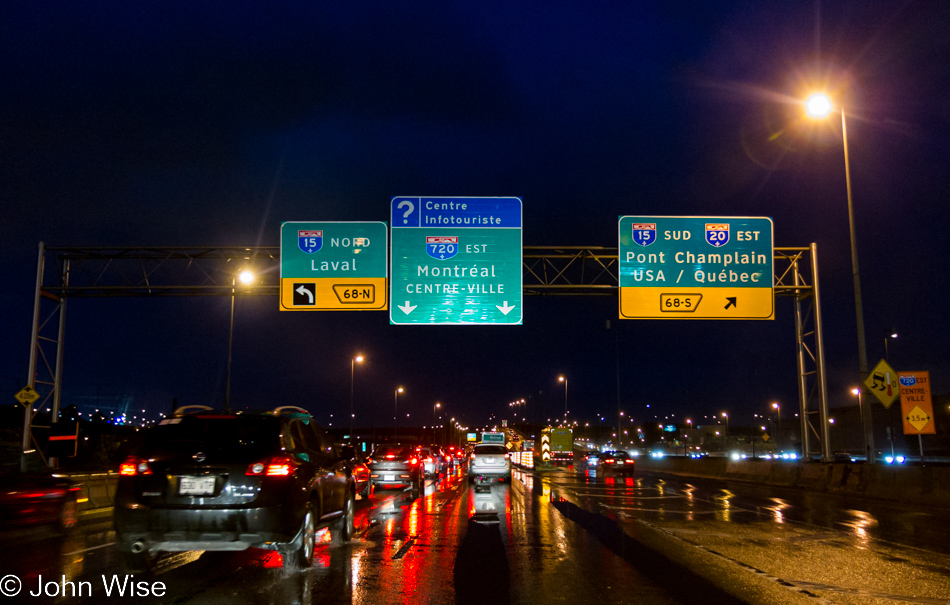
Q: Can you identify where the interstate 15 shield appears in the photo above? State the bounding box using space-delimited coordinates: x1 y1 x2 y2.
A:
298 230 323 254
631 223 656 247
426 236 459 260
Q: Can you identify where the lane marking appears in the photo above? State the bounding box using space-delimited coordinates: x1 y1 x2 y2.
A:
571 493 684 500
608 507 747 514
62 542 116 556
391 537 416 560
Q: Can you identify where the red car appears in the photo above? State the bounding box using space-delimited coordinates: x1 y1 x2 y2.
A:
0 454 81 533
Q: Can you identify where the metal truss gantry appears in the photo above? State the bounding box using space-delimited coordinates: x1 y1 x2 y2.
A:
23 243 829 463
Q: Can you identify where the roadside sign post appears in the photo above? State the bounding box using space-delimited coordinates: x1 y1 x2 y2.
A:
898 371 935 463
618 216 774 320
279 222 388 311
390 197 522 325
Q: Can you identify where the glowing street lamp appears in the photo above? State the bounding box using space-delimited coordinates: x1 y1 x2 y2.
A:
851 387 869 457
805 92 870 463
772 402 781 449
394 387 404 438
558 375 568 423
225 269 255 413
350 355 364 442
885 333 898 362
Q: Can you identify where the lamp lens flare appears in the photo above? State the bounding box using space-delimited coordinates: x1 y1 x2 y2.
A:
238 270 255 284
805 94 833 118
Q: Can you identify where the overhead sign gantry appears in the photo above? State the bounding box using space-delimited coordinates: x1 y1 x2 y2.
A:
618 216 774 320
389 197 522 325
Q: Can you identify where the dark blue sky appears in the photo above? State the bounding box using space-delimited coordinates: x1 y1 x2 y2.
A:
2 1 949 432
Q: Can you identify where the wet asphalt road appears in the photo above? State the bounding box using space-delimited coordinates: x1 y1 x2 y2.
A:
2 464 949 604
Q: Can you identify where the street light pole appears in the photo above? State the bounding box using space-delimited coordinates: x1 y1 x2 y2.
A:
806 94 872 463
350 355 363 443
225 277 236 414
394 387 403 440
885 333 897 362
558 375 568 424
772 402 781 451
225 270 254 414
851 388 868 458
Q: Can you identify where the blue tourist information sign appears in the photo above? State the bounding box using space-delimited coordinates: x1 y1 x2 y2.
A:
390 197 523 325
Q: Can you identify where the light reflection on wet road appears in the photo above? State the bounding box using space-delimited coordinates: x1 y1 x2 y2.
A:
3 465 950 604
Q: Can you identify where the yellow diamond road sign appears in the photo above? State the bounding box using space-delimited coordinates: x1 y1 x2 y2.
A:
15 385 40 405
863 359 900 409
905 406 931 432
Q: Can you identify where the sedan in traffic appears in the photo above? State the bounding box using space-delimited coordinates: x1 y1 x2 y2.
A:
367 445 423 497
599 450 636 475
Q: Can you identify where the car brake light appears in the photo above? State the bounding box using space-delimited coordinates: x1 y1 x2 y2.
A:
385 454 396 459
246 455 297 476
624 459 635 464
410 457 419 465
425 457 433 463
119 456 152 476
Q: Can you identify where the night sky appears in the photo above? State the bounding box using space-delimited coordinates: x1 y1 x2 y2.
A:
2 1 949 434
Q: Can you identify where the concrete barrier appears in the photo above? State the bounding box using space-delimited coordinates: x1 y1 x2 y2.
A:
637 457 950 509
62 471 118 511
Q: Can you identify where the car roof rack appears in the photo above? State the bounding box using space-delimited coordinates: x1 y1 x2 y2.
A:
271 406 311 417
172 405 215 417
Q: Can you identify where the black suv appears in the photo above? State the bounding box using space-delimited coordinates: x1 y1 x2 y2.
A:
114 406 355 571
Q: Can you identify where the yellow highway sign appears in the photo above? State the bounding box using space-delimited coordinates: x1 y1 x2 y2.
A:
15 385 40 406
279 277 387 311
864 359 900 409
899 371 935 435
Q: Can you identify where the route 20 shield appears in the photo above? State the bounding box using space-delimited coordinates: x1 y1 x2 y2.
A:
705 224 729 248
298 230 323 254
426 236 458 260
631 223 656 247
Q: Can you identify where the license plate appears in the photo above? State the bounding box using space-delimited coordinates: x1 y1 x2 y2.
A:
179 476 216 496
383 474 395 482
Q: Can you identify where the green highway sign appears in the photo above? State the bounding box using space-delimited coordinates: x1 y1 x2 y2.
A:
390 196 522 325
280 221 388 311
618 216 774 320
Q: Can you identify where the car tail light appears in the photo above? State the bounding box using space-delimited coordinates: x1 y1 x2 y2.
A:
624 459 635 465
605 458 616 464
385 454 396 459
505 453 511 459
246 455 298 476
410 457 419 465
424 457 433 463
119 456 152 476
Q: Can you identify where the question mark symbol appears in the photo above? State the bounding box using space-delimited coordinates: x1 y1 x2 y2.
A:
397 200 415 225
